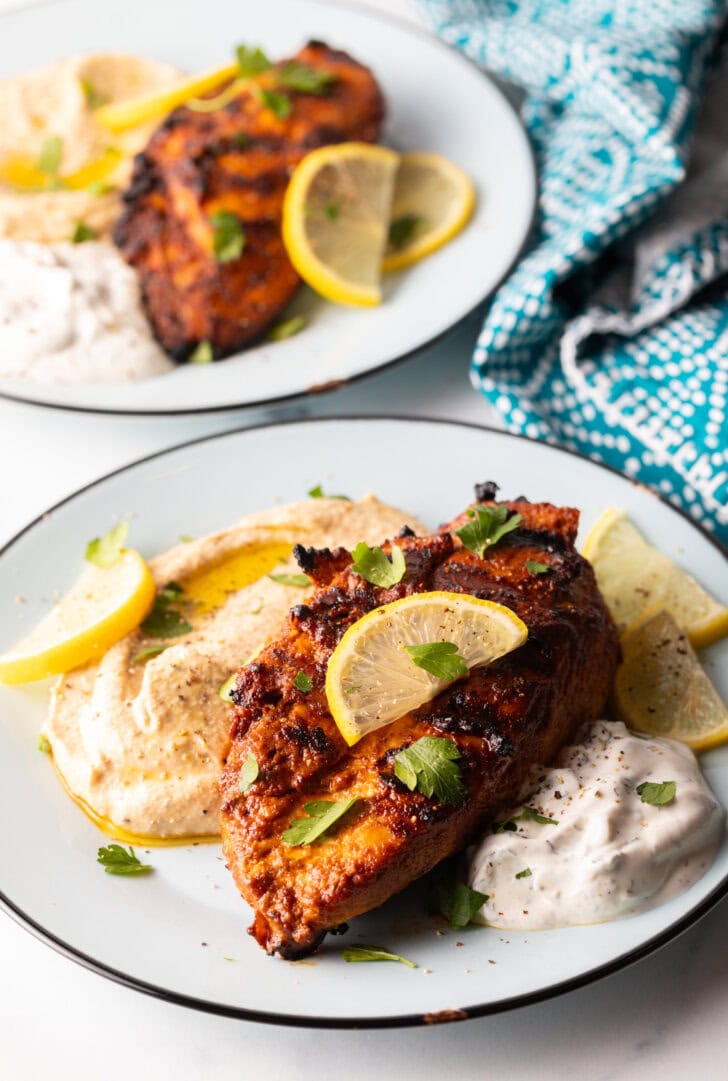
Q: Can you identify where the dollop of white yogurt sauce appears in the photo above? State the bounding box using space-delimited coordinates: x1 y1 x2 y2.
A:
0 239 174 382
468 720 725 929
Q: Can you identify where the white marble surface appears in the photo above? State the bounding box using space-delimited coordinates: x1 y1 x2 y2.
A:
2 1 728 1078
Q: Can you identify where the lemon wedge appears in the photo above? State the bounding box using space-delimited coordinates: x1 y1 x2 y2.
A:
94 62 239 133
0 550 155 684
614 607 728 751
582 507 728 648
325 591 527 746
381 152 475 272
282 142 399 307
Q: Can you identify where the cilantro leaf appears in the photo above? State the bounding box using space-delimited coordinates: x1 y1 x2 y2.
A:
267 315 306 341
515 868 532 879
342 945 417 968
268 572 312 588
518 806 558 826
72 221 96 244
189 341 214 364
277 61 336 95
405 641 468 682
307 484 350 500
351 542 406 587
37 135 64 186
218 671 238 702
97 844 152 876
140 582 193 639
238 754 259 793
636 780 676 806
282 799 358 846
393 737 465 806
324 201 340 220
455 505 522 559
293 671 313 693
432 872 488 929
258 88 291 119
85 521 129 568
525 560 549 574
132 644 169 664
236 44 272 76
209 211 245 263
387 213 423 251
491 819 518 833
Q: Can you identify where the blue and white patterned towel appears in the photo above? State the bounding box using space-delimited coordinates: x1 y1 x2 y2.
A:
420 0 728 545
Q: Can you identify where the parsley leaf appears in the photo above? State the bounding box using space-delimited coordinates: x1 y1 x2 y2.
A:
37 135 64 187
525 560 549 574
37 734 51 754
342 945 417 968
268 572 312 588
218 672 238 702
258 88 291 119
307 484 350 500
209 211 245 263
293 671 313 693
140 582 193 639
72 221 96 244
277 61 337 95
282 798 358 846
455 505 522 559
515 868 532 879
492 819 518 833
393 737 465 806
432 873 488 929
324 201 340 220
80 78 109 109
267 314 306 341
189 341 214 364
405 641 468 682
493 806 557 832
132 644 169 664
238 754 259 793
86 179 115 196
351 542 406 587
97 844 152 876
236 44 272 76
387 213 423 251
85 521 128 568
637 780 676 806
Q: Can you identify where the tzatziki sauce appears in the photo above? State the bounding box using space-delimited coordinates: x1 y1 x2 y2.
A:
0 239 174 383
468 720 725 929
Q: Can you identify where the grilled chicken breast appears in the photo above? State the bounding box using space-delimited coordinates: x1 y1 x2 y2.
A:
219 495 620 958
114 42 384 359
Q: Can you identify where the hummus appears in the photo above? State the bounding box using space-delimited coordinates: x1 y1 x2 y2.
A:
0 53 179 243
44 495 426 841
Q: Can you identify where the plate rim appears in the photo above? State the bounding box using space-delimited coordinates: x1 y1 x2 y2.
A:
1 413 726 1028
0 0 538 418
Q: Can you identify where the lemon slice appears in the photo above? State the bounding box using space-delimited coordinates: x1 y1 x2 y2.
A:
94 62 239 133
325 591 528 746
381 152 475 272
614 607 728 751
582 508 728 648
282 142 399 307
0 550 155 684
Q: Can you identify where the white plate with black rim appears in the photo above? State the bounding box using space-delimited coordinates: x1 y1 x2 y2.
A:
0 0 535 417
0 417 726 1027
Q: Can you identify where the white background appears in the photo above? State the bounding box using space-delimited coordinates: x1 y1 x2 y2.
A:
1 2 727 1078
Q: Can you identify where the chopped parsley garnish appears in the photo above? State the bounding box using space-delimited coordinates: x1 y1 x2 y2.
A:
37 734 51 754
277 61 337 95
387 213 423 251
491 819 518 833
393 736 465 806
455 505 522 559
293 671 313 693
140 582 193 639
432 872 488 929
636 780 676 806
405 641 468 682
85 521 128 568
86 179 115 196
342 945 417 968
36 135 64 187
71 221 96 244
525 560 549 574
515 868 532 879
97 844 152 876
238 754 259 793
268 572 312 588
350 542 406 587
80 78 110 109
132 644 169 665
282 798 358 846
236 44 272 76
189 341 214 364
493 805 558 832
324 201 341 220
209 211 246 263
267 314 306 341
258 88 292 119
218 672 238 702
307 484 351 500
